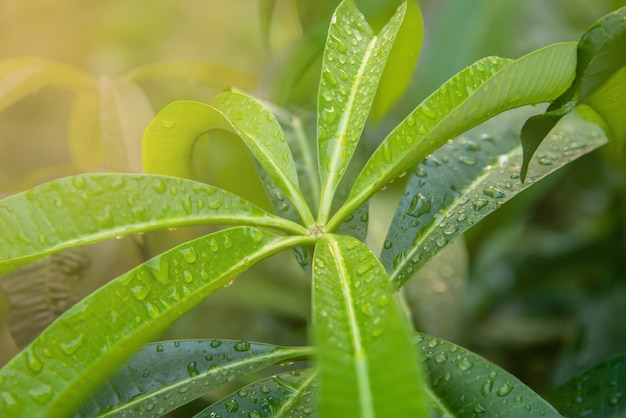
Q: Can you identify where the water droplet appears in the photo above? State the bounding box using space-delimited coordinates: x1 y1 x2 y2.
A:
234 341 251 352
210 340 222 348
249 411 262 418
481 380 494 397
29 384 54 404
187 361 200 377
464 140 481 151
223 235 233 249
260 385 271 394
435 352 448 364
25 349 43 373
497 384 514 397
60 334 84 355
322 106 337 124
322 69 338 87
458 155 477 166
72 176 86 189
473 199 489 211
443 225 458 235
331 34 347 53
161 120 175 129
371 327 384 338
483 186 505 199
224 398 239 412
208 239 219 253
156 344 164 352
436 236 448 248
538 157 553 166
420 104 436 119
130 285 151 301
407 194 431 217
458 358 474 370
473 403 487 413
392 252 406 269
180 247 197 264
609 392 622 405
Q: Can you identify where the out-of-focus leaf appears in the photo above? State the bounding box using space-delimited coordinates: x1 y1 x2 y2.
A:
329 42 578 230
417 333 562 417
0 227 307 418
0 288 18 367
68 89 104 171
98 76 154 172
258 0 277 48
126 61 257 92
0 57 93 112
76 340 313 417
370 0 423 122
402 237 468 341
381 107 606 288
548 353 626 417
0 173 307 276
312 234 427 417
316 0 407 224
196 368 317 417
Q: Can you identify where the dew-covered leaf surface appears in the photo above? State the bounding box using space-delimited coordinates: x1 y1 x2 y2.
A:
0 173 306 276
316 0 407 223
0 227 308 418
330 42 577 229
75 340 313 417
382 106 606 288
311 234 427 417
416 333 562 417
547 353 626 417
196 368 317 418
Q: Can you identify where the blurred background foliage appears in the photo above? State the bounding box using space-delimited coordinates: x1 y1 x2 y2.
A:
1 0 626 408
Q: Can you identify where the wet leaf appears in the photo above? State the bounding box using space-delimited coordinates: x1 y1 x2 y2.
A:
312 234 427 417
547 353 626 417
0 173 306 276
196 368 317 417
416 333 562 417
330 42 578 229
0 227 306 418
382 106 606 288
316 0 407 223
76 340 313 417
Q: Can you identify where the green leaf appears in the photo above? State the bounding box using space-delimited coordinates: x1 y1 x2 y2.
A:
143 96 314 226
0 173 306 276
417 333 562 417
521 7 626 168
68 89 104 171
370 0 423 122
211 91 314 225
0 227 307 418
547 353 626 417
0 57 93 112
76 340 313 417
258 0 277 48
329 42 578 230
311 234 428 417
98 76 154 172
381 106 606 289
316 0 407 224
196 368 317 417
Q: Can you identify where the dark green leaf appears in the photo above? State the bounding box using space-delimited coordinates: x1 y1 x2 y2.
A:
382 106 606 288
417 333 562 417
76 340 313 417
196 368 317 417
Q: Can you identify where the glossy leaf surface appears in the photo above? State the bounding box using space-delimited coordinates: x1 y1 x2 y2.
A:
76 340 313 417
0 227 305 417
547 353 626 417
330 42 578 229
196 369 317 417
312 234 427 417
316 0 406 223
382 107 606 288
0 173 306 276
417 333 562 417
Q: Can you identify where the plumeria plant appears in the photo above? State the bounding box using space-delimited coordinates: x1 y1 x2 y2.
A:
0 1 625 417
